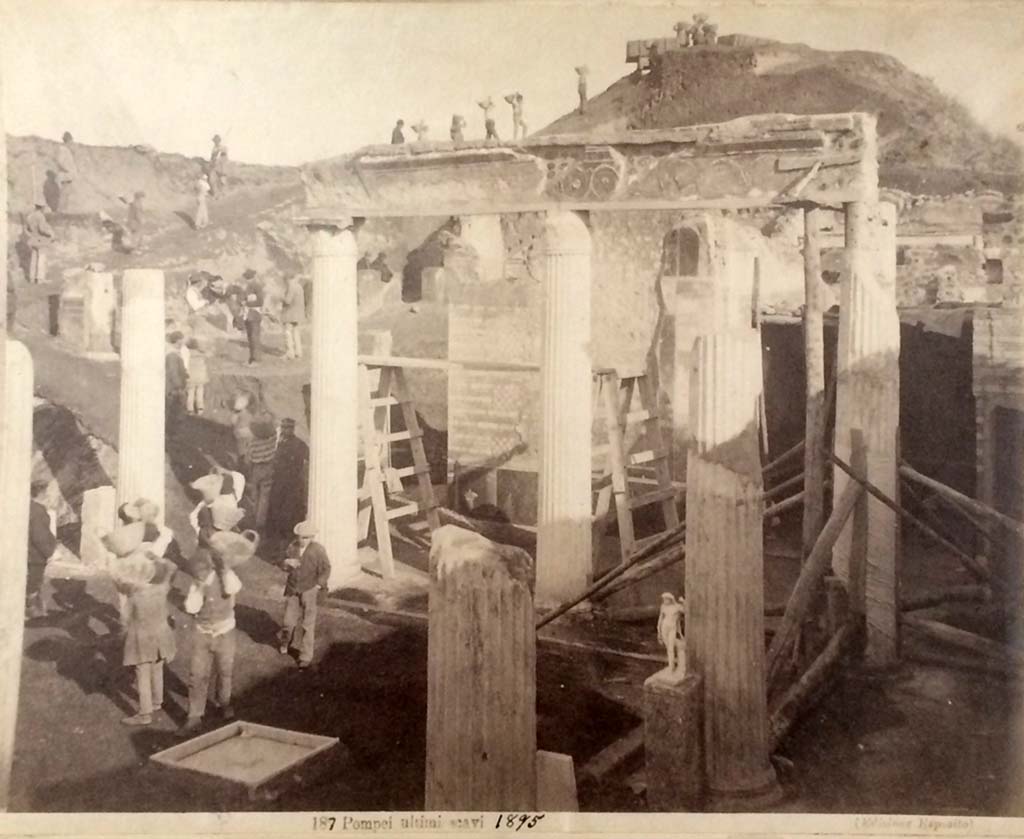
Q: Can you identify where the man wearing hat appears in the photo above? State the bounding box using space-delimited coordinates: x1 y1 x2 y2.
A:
56 131 77 212
278 521 331 669
267 418 309 540
25 201 54 284
241 269 264 366
166 332 189 438
231 393 255 475
209 134 228 198
246 414 278 531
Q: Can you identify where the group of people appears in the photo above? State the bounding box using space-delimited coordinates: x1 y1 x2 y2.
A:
184 269 307 365
99 482 331 732
27 460 330 734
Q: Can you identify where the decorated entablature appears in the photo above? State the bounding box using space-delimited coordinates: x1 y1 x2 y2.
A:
300 112 878 222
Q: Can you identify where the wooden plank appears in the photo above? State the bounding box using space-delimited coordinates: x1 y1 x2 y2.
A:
627 487 678 510
601 371 636 561
577 726 644 784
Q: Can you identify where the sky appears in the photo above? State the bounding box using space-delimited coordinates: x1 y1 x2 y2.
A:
1 0 1022 167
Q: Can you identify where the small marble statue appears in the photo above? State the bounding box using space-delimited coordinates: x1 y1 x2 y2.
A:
657 592 686 674
705 22 719 45
478 97 499 141
690 13 709 46
412 121 429 142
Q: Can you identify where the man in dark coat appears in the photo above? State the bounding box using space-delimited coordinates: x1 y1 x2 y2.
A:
241 269 263 365
266 418 309 541
165 332 188 438
391 119 405 144
27 481 56 618
277 520 331 668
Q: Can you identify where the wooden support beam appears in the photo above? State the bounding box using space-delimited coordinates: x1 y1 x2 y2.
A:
901 615 1024 668
762 438 804 476
766 480 864 687
900 585 992 612
900 463 1024 539
769 621 860 751
829 451 994 587
801 207 828 560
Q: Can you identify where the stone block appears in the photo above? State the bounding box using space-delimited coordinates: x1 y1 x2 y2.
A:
536 751 578 811
643 671 704 811
58 291 85 349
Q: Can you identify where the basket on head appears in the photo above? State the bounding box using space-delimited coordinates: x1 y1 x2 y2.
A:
209 495 245 531
208 529 260 569
102 522 146 557
107 549 158 591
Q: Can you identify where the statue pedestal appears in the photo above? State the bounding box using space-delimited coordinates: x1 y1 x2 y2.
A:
642 670 704 811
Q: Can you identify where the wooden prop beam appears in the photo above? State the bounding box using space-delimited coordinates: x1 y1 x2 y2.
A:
766 481 864 686
801 207 828 559
829 452 994 587
769 620 860 751
900 463 1024 539
302 113 878 219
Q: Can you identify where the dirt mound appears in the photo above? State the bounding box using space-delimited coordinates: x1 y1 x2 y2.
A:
540 40 1022 195
6 134 300 218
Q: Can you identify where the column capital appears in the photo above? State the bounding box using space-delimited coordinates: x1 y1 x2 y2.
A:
308 224 359 259
543 210 591 256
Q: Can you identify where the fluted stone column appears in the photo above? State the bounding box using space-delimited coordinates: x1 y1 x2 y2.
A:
425 525 536 810
0 341 34 811
307 225 360 587
117 269 165 516
536 211 593 604
833 201 900 665
685 328 781 810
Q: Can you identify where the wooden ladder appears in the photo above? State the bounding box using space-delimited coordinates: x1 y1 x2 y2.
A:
358 362 440 577
592 369 681 564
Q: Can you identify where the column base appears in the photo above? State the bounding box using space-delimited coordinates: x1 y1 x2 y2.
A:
708 770 784 812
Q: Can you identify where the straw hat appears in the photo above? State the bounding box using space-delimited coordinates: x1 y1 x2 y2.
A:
191 474 222 502
293 520 317 538
233 393 251 411
102 522 146 557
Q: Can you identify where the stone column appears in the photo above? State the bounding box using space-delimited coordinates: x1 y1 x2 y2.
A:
536 211 593 603
425 525 536 810
0 341 34 811
117 269 165 516
833 201 900 665
684 328 781 810
307 224 361 587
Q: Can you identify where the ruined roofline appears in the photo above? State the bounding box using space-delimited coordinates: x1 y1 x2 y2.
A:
309 112 872 165
300 112 878 221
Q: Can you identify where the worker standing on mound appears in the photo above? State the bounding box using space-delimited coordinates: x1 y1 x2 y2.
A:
209 134 229 198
